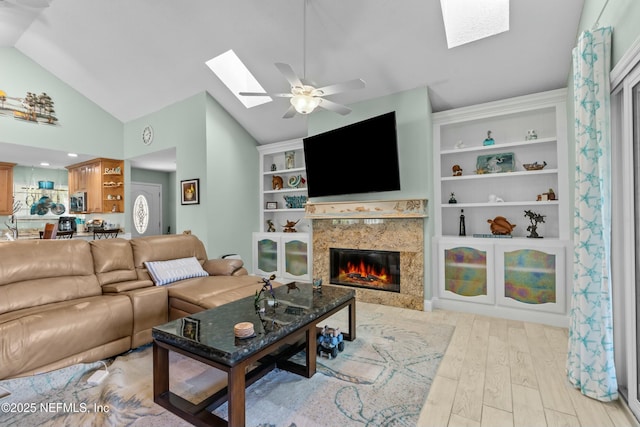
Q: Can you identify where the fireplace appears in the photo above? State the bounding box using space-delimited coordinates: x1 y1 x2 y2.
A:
330 248 400 293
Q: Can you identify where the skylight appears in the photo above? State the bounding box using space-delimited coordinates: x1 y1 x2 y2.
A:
440 0 509 49
206 50 272 108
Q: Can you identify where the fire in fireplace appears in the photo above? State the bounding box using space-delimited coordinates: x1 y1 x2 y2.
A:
330 248 400 293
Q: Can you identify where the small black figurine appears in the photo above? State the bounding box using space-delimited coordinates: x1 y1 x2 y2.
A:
524 210 545 238
449 192 457 204
459 209 466 236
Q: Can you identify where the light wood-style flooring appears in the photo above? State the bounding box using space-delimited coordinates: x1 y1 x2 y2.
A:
417 309 639 427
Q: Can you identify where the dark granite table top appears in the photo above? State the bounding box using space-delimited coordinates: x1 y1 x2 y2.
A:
152 282 354 366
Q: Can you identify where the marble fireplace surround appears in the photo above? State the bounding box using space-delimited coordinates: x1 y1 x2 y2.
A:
306 199 427 310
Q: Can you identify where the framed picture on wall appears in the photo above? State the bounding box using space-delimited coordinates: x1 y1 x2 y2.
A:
181 179 200 205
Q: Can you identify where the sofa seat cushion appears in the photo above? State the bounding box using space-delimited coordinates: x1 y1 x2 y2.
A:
167 275 283 313
0 295 132 380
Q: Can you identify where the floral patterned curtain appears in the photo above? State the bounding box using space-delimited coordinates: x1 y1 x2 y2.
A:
567 26 617 401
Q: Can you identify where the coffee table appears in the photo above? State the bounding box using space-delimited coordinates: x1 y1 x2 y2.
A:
152 282 356 427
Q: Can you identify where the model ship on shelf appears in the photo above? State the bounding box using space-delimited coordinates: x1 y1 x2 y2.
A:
522 161 547 171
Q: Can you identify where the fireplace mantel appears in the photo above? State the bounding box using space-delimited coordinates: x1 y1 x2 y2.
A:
305 199 428 219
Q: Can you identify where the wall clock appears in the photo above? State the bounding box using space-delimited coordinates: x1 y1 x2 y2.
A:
142 125 154 145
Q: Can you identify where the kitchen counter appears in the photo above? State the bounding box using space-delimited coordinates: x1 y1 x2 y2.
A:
11 231 131 240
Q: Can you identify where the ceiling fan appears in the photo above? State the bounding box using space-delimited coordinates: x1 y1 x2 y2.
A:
239 0 365 118
240 63 365 118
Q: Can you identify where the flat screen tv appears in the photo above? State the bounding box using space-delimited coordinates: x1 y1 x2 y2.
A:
303 112 401 198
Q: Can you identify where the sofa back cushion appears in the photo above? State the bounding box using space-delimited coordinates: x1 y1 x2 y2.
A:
90 238 138 286
0 240 101 314
130 234 208 281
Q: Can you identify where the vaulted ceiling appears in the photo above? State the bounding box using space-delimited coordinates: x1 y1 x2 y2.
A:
1 0 584 151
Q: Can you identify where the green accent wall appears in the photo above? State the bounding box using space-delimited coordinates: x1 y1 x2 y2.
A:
0 48 123 158
307 87 433 299
566 0 640 242
2 48 260 267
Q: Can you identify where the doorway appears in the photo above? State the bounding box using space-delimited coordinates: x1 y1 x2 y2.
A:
611 52 640 419
131 182 162 237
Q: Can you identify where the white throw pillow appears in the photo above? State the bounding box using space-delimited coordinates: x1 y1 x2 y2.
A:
144 256 208 286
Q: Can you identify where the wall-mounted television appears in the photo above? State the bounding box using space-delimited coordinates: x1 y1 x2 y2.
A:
302 112 401 198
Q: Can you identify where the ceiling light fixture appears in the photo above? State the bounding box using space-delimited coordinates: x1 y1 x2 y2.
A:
290 89 321 115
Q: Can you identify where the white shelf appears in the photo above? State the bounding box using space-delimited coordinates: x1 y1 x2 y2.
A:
442 200 559 208
441 169 558 181
263 208 306 213
440 136 556 155
263 167 306 176
264 188 307 194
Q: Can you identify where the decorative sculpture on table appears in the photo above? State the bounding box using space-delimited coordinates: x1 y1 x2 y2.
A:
487 216 516 235
255 274 278 312
483 130 495 146
524 210 545 238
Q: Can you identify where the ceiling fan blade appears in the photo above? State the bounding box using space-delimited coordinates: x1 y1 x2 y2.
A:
275 63 303 89
315 79 365 97
282 105 297 119
318 98 352 116
238 92 292 98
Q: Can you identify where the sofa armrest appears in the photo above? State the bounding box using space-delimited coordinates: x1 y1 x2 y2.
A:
102 280 154 293
202 258 244 276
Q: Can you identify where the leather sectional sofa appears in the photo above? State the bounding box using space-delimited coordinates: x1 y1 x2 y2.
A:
0 234 278 380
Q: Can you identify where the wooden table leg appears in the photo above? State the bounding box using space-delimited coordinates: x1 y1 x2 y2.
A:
227 364 246 427
153 342 169 400
347 298 356 341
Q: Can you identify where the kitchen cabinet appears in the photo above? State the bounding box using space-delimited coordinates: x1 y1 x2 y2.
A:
252 232 311 281
0 162 16 215
67 158 124 213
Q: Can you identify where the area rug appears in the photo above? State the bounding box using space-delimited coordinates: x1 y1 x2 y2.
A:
0 302 453 427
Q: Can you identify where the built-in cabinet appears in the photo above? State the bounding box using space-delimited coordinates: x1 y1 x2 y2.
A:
67 158 124 213
254 139 311 281
437 237 568 324
0 162 16 215
252 232 311 281
432 89 570 326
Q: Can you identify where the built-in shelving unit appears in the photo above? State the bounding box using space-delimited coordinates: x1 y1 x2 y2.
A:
432 89 571 326
255 139 311 281
257 139 308 233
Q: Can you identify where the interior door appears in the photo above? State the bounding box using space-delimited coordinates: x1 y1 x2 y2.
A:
130 182 162 238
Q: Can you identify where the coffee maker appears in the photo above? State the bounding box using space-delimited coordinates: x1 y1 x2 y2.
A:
58 216 77 233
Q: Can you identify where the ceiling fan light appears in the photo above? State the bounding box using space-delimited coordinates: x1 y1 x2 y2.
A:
290 94 320 114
